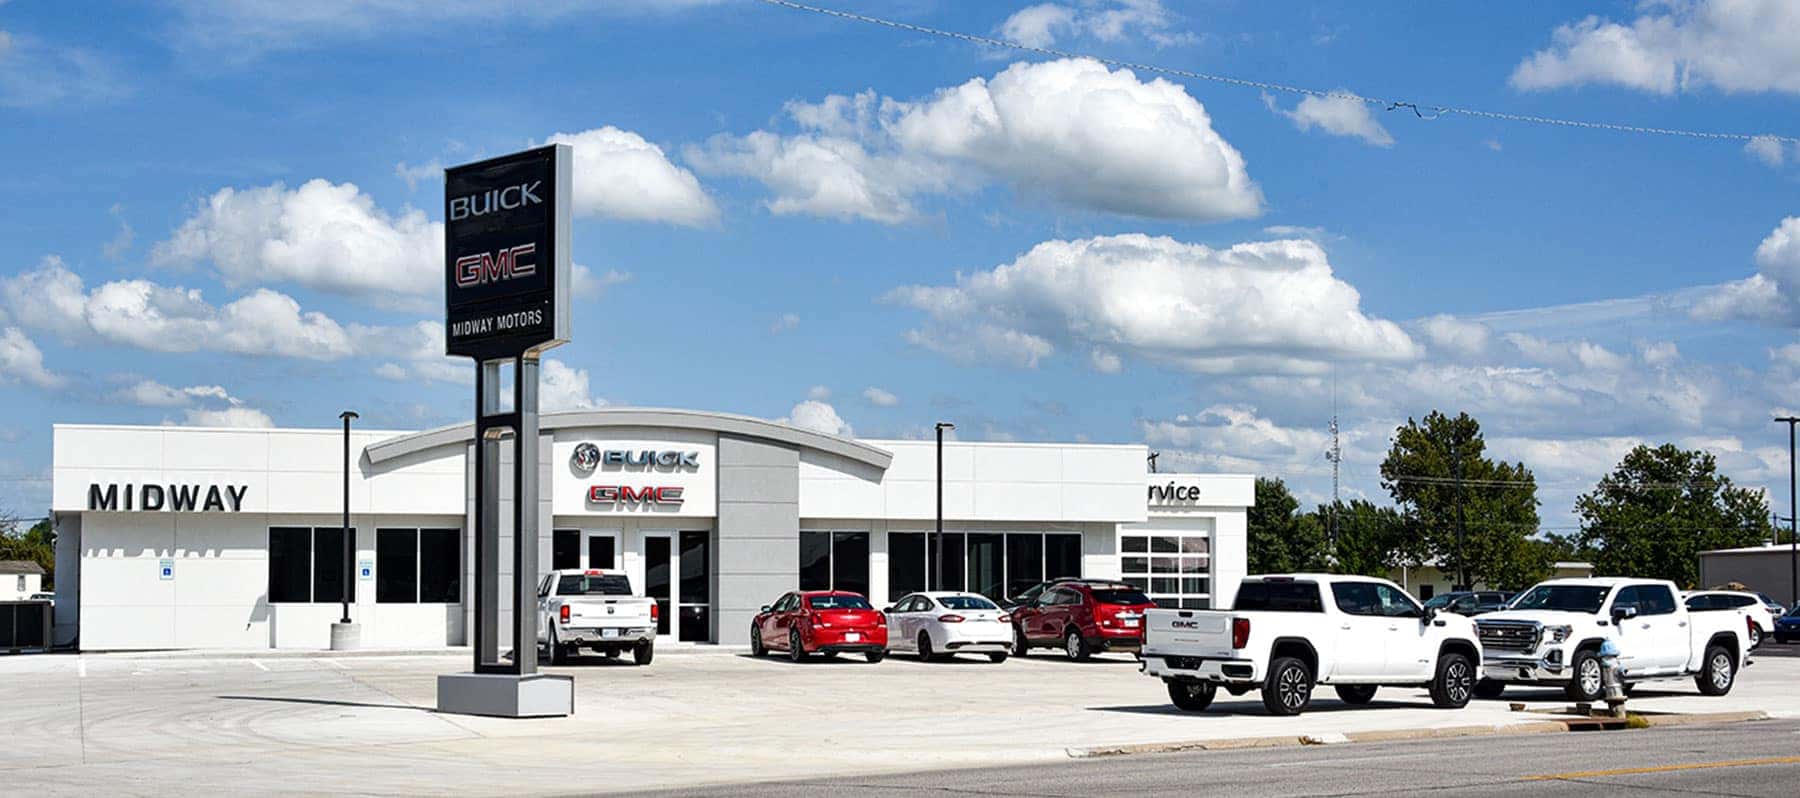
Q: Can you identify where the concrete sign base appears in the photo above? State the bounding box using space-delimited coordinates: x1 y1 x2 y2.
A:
328 622 361 651
437 672 574 718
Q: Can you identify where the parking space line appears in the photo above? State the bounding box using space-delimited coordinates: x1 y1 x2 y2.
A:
247 659 270 672
1525 755 1800 781
324 659 349 670
77 657 86 678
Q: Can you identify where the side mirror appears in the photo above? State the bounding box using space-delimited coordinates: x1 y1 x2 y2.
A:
1612 605 1638 622
883 605 896 613
760 605 771 613
1422 606 1438 622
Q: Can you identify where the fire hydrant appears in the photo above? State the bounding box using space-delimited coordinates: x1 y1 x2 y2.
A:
1598 639 1628 718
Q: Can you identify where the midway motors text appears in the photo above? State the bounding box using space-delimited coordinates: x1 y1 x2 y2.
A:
448 180 542 220
449 307 545 338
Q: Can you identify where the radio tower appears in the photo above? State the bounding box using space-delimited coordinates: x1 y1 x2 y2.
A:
1324 373 1342 547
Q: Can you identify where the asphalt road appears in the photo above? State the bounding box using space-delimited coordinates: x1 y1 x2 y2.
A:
629 719 1800 797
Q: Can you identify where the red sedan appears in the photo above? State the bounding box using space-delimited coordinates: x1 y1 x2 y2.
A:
751 590 888 663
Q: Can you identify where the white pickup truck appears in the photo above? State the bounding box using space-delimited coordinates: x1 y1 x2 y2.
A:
1141 574 1483 716
1473 577 1751 701
536 569 658 665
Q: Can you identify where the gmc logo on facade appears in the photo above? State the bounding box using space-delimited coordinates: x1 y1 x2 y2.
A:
587 486 685 505
454 243 538 288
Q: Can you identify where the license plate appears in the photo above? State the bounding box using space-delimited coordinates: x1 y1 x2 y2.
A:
845 632 861 642
601 628 619 639
1123 619 1140 627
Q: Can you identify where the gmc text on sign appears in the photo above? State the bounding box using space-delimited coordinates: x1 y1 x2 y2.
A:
443 145 571 360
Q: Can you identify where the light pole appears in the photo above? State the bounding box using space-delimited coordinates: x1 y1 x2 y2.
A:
935 422 954 591
339 410 358 625
1777 416 1799 606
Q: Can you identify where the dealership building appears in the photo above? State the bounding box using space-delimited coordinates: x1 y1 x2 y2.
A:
49 409 1251 651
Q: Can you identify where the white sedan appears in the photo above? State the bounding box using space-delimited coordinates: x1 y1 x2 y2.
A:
884 592 1013 662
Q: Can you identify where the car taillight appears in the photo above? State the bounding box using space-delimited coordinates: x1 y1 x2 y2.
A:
938 614 965 623
1231 617 1250 649
650 602 659 620
559 605 570 624
997 613 1011 623
1750 615 1758 638
812 611 828 627
876 613 887 626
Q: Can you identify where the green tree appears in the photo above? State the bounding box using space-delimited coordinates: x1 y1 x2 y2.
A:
1572 444 1771 587
1317 499 1407 576
1379 411 1540 590
1247 478 1329 574
0 512 54 588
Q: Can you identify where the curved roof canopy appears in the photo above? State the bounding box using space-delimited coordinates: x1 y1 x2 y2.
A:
364 407 893 470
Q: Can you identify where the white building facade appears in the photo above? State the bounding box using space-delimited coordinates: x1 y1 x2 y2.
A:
50 409 1251 651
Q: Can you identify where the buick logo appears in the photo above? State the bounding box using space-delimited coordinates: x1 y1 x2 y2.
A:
571 443 602 473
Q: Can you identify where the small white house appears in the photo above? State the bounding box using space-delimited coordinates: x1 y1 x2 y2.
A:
2 561 45 600
1389 560 1595 599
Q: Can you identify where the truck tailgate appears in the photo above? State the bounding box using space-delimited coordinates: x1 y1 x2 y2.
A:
1144 609 1237 658
565 598 654 629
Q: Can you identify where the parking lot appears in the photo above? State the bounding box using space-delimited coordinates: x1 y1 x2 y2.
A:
5 645 1799 796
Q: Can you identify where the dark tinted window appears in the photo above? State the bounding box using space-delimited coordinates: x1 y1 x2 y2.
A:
587 536 616 570
808 594 872 610
419 529 460 603
1091 589 1152 606
376 528 418 603
312 527 352 604
1234 581 1324 612
888 533 926 599
1332 582 1384 616
1685 595 1716 611
1005 534 1043 597
1045 588 1079 606
268 527 311 603
832 532 869 597
799 531 832 591
939 595 998 610
556 574 633 596
929 533 965 591
1045 534 1081 580
1512 585 1609 614
1637 585 1676 615
552 529 580 571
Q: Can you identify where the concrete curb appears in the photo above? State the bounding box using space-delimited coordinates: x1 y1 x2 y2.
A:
1065 711 1771 759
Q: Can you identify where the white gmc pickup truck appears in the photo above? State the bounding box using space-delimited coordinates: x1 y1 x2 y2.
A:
536 569 658 665
1473 577 1751 701
1141 574 1483 716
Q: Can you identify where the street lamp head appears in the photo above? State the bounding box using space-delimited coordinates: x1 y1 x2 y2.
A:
1779 416 1800 424
936 421 955 431
340 410 360 422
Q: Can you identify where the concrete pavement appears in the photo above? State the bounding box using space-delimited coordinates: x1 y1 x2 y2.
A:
4 645 1798 795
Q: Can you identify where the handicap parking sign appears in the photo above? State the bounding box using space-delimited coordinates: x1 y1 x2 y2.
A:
359 558 374 580
159 558 174 580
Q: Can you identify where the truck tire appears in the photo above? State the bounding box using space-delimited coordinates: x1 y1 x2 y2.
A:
750 625 766 657
1262 656 1314 716
1167 679 1217 711
1429 651 1475 709
918 632 939 662
1473 678 1505 700
548 627 566 666
1565 649 1603 702
1749 626 1762 649
1333 685 1378 705
1696 643 1736 696
1013 626 1032 658
633 641 654 666
987 652 1009 663
1063 628 1091 662
788 629 808 663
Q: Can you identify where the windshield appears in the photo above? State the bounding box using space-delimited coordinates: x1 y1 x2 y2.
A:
1234 581 1324 612
1786 604 1800 619
1510 584 1610 614
938 595 998 610
555 574 633 596
1091 589 1152 606
809 594 872 610
1422 595 1454 609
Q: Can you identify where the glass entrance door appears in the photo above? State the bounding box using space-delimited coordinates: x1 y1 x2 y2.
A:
677 530 711 643
645 534 672 636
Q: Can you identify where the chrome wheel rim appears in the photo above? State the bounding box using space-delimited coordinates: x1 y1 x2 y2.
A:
1579 658 1602 697
1711 653 1732 689
1065 633 1080 659
1278 665 1308 709
1446 660 1472 703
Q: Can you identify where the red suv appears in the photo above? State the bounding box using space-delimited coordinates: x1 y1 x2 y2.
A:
751 590 888 663
1010 580 1155 660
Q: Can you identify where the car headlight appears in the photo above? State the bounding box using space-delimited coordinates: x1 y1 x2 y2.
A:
1545 625 1572 644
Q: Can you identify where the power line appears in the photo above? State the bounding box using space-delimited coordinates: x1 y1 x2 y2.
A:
753 0 1800 145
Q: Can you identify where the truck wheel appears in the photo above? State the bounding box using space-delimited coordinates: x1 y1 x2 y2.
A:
987 652 1009 664
1167 679 1217 711
1696 644 1736 696
1565 649 1603 702
1063 628 1091 662
1333 685 1378 705
1473 678 1505 700
633 641 654 666
1262 656 1314 716
1749 626 1762 649
788 629 808 663
1013 626 1031 658
547 627 565 666
866 650 885 664
750 625 766 657
918 632 938 662
1429 652 1474 709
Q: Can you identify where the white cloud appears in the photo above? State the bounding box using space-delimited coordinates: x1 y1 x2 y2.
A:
102 203 135 261
175 406 275 428
1502 333 1630 372
1745 135 1789 167
1692 216 1800 324
1141 405 1333 475
151 179 441 305
116 380 235 408
1 259 356 360
1417 314 1491 358
393 159 442 191
1089 347 1123 374
540 358 607 411
0 327 62 389
546 127 717 226
368 321 467 385
807 385 831 401
997 1 1194 49
862 386 899 407
1264 91 1394 147
573 265 630 300
887 233 1418 374
690 59 1263 223
771 312 800 333
780 399 853 437
0 29 125 109
1512 0 1800 95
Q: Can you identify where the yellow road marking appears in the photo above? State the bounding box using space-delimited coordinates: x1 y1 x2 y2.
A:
1526 756 1800 781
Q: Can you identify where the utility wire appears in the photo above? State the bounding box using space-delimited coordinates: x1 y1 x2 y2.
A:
754 0 1800 145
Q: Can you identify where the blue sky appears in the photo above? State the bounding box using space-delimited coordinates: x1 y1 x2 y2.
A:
4 0 1800 531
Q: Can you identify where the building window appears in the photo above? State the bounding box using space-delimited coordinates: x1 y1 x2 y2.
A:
376 527 462 604
798 531 871 594
268 526 358 603
552 529 581 571
17 575 26 592
885 531 1083 601
1119 530 1209 609
588 535 616 570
